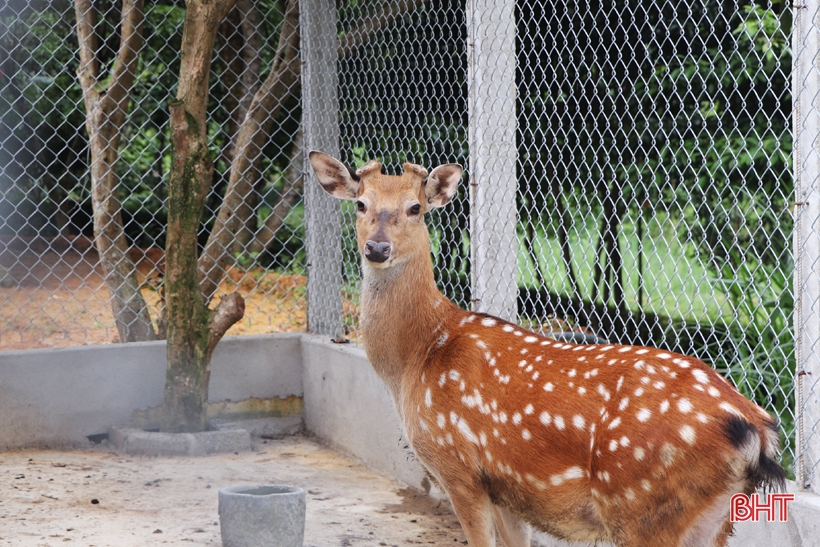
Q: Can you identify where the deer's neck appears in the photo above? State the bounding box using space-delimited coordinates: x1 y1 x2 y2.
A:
360 253 454 395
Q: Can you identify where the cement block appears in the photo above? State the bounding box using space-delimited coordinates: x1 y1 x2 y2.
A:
219 484 306 547
108 426 252 456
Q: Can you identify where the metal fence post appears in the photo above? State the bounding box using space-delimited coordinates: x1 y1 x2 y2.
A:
302 0 343 336
466 0 518 323
793 0 820 493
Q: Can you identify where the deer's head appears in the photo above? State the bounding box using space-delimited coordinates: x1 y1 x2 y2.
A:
309 151 463 269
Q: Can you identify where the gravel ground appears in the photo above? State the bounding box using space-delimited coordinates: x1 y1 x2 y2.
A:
0 435 467 547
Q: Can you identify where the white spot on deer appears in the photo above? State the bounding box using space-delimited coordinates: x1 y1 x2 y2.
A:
624 487 636 501
634 360 646 370
532 371 540 380
518 360 527 368
460 315 477 326
601 470 611 483
696 413 708 423
673 358 691 368
565 466 583 480
646 365 657 374
493 369 500 377
573 415 585 430
719 402 744 417
640 376 650 385
554 416 566 430
512 412 522 425
457 420 480 445
437 413 446 428
637 408 652 422
525 365 533 373
608 417 622 430
539 411 552 426
692 369 710 384
493 429 500 437
634 447 645 461
572 345 585 352
660 400 670 413
499 375 510 384
618 398 629 412
460 380 466 391
484 450 493 462
657 353 671 359
653 381 666 390
526 473 548 490
708 386 720 397
479 431 488 447
608 359 618 365
419 419 429 431
438 373 446 387
534 355 543 363
421 372 426 383
481 317 497 327
524 404 534 415
524 335 538 343
618 346 632 353
502 324 514 333
600 346 614 351
635 387 645 397
677 398 693 413
568 369 577 378
679 425 696 445
597 384 611 401
615 377 624 392
425 388 432 408
578 386 587 395
522 429 532 440
635 349 649 355
468 333 479 339
578 356 587 362
449 370 461 381
544 382 554 392
446 433 454 445
620 436 630 447
476 340 488 349
693 384 705 392
499 412 508 423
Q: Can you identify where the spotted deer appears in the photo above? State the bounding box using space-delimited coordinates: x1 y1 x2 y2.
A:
309 151 785 547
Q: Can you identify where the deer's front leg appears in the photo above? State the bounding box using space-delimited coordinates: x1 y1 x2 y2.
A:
442 480 496 547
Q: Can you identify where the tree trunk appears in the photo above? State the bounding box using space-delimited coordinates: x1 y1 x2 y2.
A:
161 0 242 433
74 0 157 343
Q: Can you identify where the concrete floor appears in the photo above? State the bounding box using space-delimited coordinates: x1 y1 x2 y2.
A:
0 435 467 547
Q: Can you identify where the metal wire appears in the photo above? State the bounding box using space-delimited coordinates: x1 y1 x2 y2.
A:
0 0 805 479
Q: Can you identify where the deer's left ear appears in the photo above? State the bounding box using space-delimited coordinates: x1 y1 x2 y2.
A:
424 164 463 208
309 150 360 200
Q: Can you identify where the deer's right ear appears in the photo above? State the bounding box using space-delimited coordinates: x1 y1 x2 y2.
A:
309 151 360 200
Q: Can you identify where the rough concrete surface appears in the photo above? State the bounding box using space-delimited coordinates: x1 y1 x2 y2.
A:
0 435 467 547
108 427 253 457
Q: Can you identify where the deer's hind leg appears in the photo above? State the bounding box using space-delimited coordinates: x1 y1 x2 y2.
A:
492 505 531 547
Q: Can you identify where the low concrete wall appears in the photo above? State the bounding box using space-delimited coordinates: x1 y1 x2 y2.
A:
2 333 819 546
301 334 429 493
0 334 301 449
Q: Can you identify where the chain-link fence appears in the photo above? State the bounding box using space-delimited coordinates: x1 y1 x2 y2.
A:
2 0 818 489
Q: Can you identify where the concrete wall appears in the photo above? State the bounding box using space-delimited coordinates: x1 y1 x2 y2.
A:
0 334 301 449
2 333 819 546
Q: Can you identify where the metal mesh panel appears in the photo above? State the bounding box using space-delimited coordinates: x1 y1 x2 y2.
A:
1 0 305 349
0 0 813 484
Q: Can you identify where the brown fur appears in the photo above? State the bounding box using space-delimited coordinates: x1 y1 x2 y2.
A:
309 151 785 547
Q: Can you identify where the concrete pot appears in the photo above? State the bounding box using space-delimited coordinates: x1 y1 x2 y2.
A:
218 484 306 547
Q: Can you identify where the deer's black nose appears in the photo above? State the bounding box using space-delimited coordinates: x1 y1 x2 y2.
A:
364 240 391 263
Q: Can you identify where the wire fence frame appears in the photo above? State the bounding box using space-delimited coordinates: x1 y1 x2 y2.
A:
0 0 816 492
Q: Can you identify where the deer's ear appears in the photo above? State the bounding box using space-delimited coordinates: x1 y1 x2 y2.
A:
424 164 463 208
309 151 360 200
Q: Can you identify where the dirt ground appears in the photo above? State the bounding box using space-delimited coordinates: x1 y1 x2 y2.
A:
0 435 467 547
0 236 309 351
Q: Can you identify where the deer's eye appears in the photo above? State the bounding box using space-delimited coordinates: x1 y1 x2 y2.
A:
409 203 421 216
356 200 366 213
